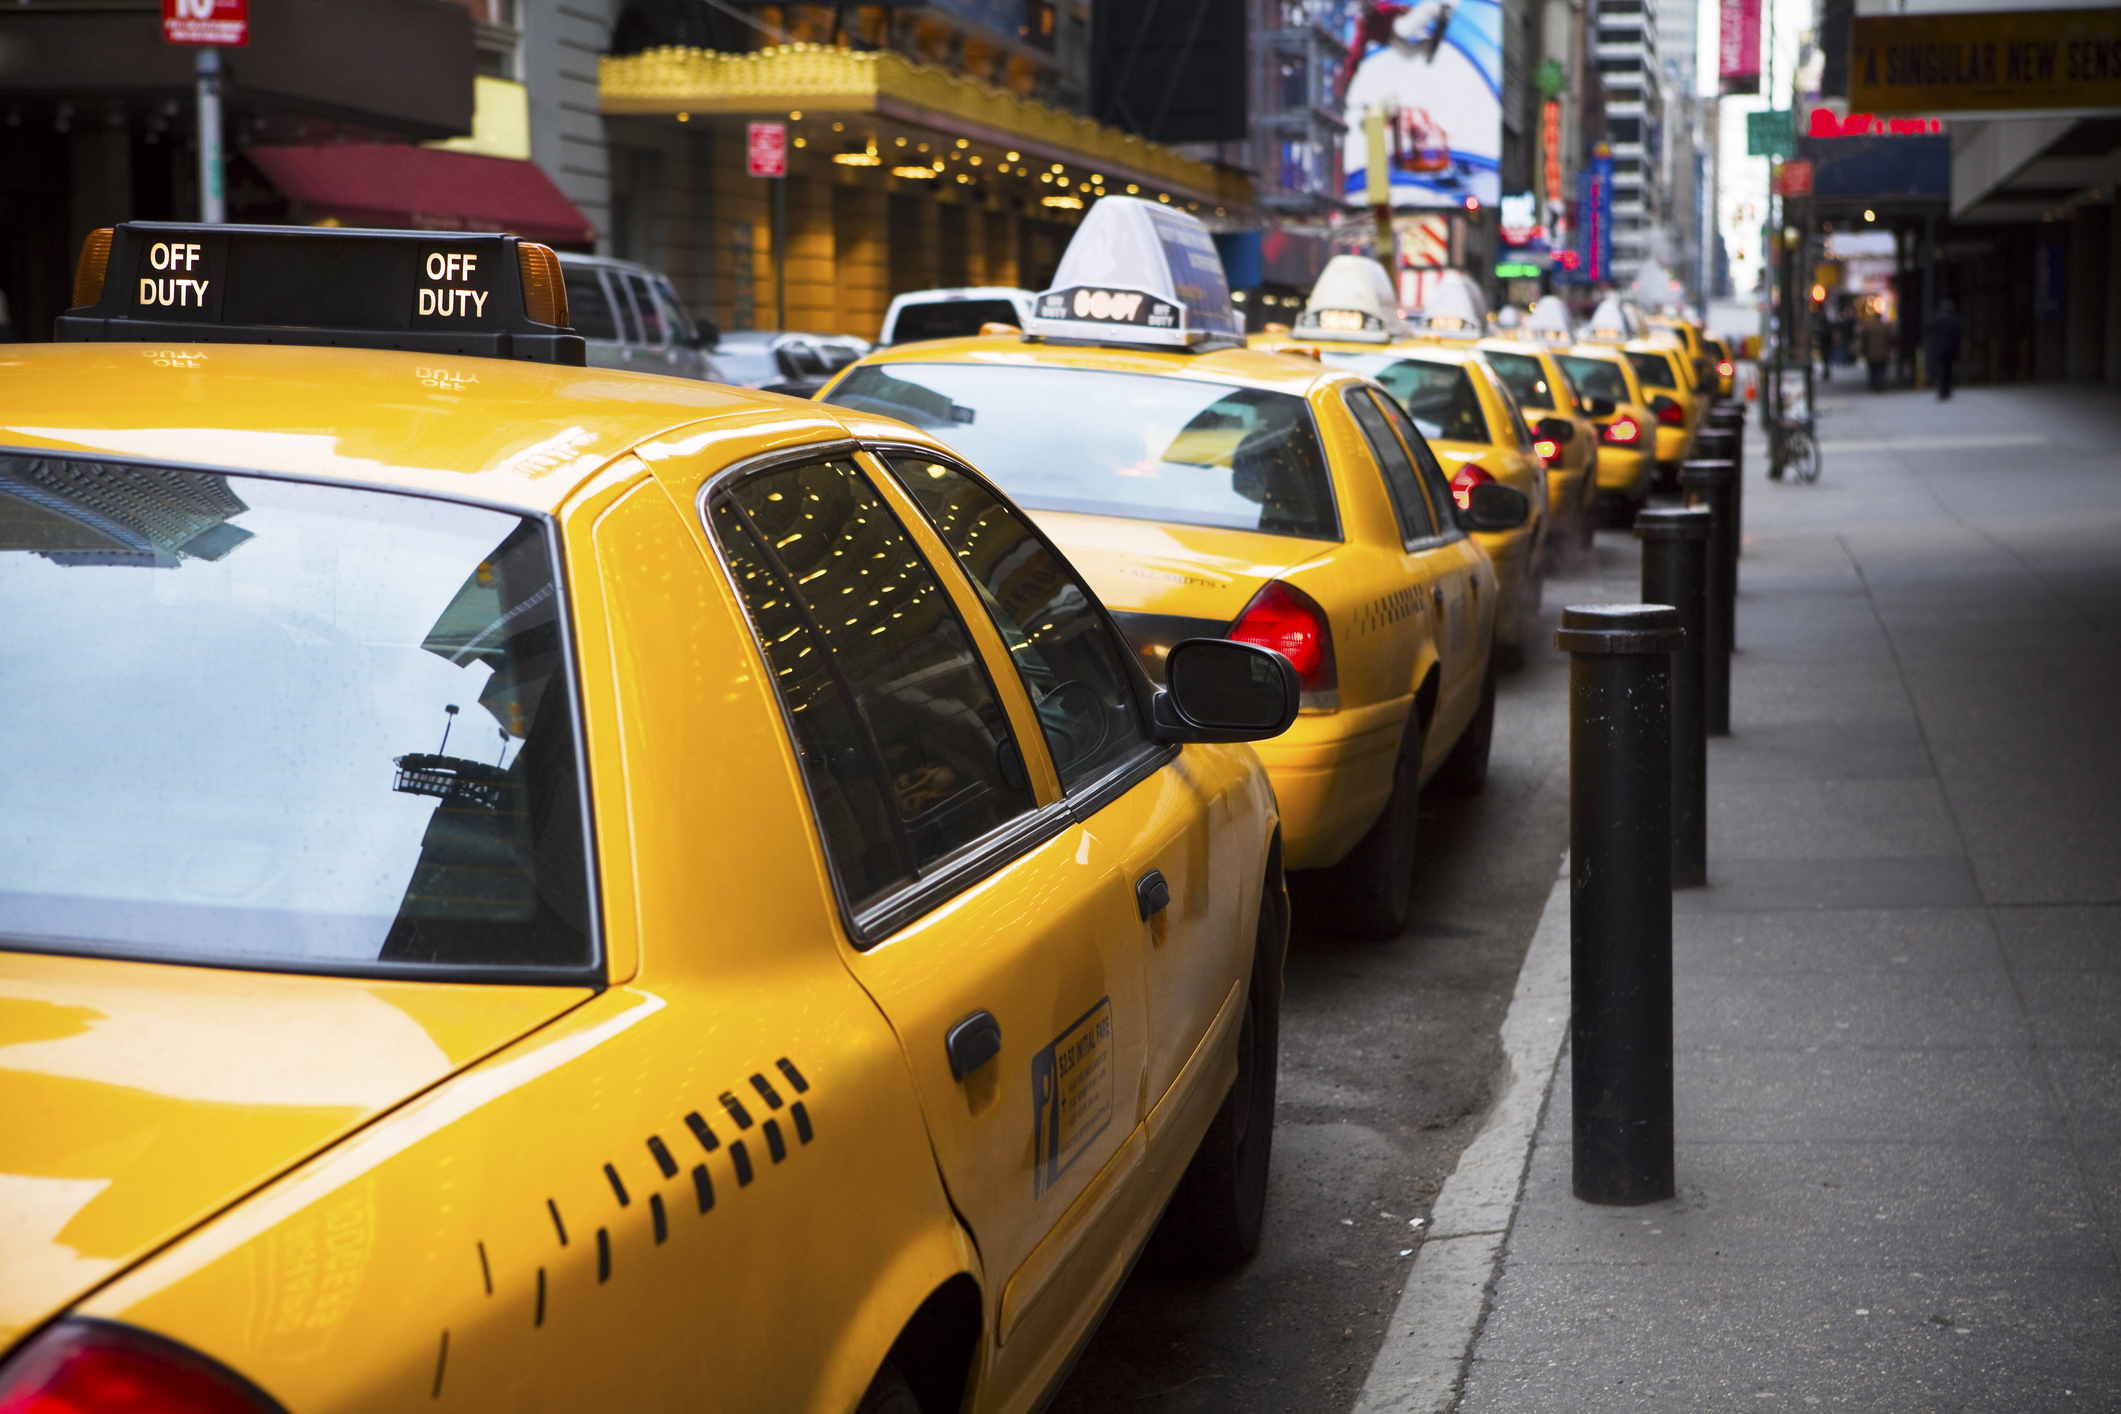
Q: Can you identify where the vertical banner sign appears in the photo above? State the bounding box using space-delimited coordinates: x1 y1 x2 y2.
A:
1541 99 1563 210
1719 0 1760 95
162 0 247 46
746 122 787 179
1587 144 1613 282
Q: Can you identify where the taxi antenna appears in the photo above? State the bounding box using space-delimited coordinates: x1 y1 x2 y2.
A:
438 704 459 755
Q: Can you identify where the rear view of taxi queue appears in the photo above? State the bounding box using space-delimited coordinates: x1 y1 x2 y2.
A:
0 206 1533 1414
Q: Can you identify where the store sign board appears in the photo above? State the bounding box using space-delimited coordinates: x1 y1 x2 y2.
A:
1746 109 1794 157
162 0 247 46
1719 0 1760 95
1851 8 2121 115
746 122 787 179
1775 159 1814 196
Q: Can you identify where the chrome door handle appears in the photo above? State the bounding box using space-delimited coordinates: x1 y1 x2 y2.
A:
1433 586 1445 608
945 1011 1001 1081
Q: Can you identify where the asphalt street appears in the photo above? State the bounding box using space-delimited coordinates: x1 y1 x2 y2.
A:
1047 523 1640 1414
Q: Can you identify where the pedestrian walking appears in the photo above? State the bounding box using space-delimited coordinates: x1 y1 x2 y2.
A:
1862 316 1895 392
1815 314 1833 382
1925 298 1963 400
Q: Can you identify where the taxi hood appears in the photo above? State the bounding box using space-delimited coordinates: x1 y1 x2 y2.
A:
0 951 589 1351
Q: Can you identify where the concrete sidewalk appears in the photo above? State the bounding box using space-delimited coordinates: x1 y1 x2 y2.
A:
1448 381 2121 1411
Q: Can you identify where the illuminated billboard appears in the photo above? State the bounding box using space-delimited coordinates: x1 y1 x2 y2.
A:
1341 0 1502 211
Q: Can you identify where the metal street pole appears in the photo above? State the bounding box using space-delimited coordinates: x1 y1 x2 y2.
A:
195 47 225 224
772 173 787 331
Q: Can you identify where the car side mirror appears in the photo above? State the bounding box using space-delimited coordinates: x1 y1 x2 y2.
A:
1150 639 1299 744
1585 396 1616 418
1536 416 1575 444
1457 482 1530 532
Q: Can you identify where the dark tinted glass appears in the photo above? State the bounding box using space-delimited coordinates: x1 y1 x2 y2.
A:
1483 349 1556 409
625 273 667 344
890 299 1022 342
886 456 1151 790
709 498 911 910
1559 354 1634 405
828 365 1338 540
1627 351 1677 388
780 343 828 378
1168 641 1287 730
718 460 1036 885
1322 354 1490 444
0 459 594 977
563 267 619 341
1344 387 1437 542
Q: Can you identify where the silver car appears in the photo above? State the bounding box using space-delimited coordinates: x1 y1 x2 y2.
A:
557 253 722 381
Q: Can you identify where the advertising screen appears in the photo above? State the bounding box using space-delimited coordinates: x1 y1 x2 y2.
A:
1341 0 1502 211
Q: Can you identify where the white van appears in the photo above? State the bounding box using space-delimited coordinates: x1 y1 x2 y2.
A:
878 287 1036 345
557 252 723 381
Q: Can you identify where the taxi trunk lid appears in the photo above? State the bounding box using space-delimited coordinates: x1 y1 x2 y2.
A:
0 950 590 1351
1028 509 1331 683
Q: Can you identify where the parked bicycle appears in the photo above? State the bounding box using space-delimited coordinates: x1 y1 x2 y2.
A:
1766 379 1821 484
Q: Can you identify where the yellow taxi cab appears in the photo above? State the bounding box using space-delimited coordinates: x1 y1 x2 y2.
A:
0 221 1306 1414
1704 335 1737 399
1473 332 1598 553
1554 338 1657 523
1254 261 1549 662
1647 315 1717 395
822 211 1529 939
1623 338 1703 481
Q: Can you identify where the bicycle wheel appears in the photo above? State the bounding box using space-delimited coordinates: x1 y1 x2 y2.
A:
1789 427 1821 484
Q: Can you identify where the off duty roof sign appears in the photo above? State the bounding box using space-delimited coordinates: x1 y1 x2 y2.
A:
1023 196 1242 350
59 222 584 365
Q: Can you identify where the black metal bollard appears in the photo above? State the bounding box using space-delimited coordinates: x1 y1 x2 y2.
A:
1679 459 1738 736
1558 604 1682 1205
1694 426 1742 556
1638 508 1713 887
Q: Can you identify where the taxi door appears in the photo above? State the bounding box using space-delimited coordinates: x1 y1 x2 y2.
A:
702 453 1152 1413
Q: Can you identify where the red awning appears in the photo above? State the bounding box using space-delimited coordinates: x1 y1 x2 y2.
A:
244 145 595 247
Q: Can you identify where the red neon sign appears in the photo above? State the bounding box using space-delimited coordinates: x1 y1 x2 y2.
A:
1809 108 1942 138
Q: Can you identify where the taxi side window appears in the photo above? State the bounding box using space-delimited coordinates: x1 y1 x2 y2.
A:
563 267 619 341
625 273 667 345
884 455 1154 791
1343 387 1437 544
710 459 1038 916
1374 394 1460 533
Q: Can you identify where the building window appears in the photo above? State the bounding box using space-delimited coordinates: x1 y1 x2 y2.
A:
1021 0 1056 52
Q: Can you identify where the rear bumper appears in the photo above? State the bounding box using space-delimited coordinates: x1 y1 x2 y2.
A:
1253 695 1411 871
1655 422 1691 465
1595 443 1651 498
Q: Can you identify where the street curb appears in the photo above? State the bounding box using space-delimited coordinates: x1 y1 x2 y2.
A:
1350 860 1572 1414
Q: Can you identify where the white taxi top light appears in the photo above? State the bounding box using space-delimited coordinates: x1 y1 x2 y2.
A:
1414 269 1486 340
1292 255 1406 344
1524 294 1575 344
1582 295 1644 344
1025 196 1240 348
1495 305 1522 329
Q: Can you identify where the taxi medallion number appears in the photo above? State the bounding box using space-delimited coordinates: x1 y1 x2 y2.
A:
1032 998 1114 1198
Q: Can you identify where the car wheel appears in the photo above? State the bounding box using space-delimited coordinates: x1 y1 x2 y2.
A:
1323 715 1421 940
1432 656 1496 797
854 1362 924 1414
1154 872 1284 1272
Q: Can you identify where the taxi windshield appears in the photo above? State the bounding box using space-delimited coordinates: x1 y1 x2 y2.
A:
1319 353 1491 445
0 458 596 981
1559 354 1634 405
826 363 1338 540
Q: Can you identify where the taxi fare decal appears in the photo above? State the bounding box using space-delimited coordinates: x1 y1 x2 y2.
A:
1032 998 1114 1199
1038 287 1180 331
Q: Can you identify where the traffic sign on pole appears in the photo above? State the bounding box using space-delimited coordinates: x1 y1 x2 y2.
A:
747 122 788 179
162 0 247 47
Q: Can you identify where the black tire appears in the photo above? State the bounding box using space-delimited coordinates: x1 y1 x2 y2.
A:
1154 873 1284 1272
1432 656 1496 797
1322 715 1421 940
854 1363 923 1414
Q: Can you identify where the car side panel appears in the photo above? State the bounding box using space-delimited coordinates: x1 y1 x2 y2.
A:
75 474 976 1414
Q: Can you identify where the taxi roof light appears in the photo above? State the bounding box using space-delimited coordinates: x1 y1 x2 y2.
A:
1524 294 1575 344
1022 196 1241 350
1582 295 1646 344
1292 255 1406 344
59 221 586 366
1413 270 1487 341
73 226 113 310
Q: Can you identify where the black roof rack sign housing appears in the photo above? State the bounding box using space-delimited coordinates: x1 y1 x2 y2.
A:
58 222 586 366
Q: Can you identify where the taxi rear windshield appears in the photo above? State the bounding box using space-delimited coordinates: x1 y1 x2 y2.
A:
1626 351 1679 389
1481 350 1558 410
0 458 596 981
1320 353 1490 445
826 364 1338 540
1559 354 1633 406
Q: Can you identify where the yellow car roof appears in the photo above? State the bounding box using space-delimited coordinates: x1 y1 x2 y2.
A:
1380 342 1479 366
0 343 854 512
849 332 1339 397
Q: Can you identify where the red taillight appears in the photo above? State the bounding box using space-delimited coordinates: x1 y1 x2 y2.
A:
1532 437 1560 463
0 1321 282 1414
1449 462 1495 511
1717 360 1734 377
1653 397 1684 425
1603 416 1641 444
1229 579 1335 693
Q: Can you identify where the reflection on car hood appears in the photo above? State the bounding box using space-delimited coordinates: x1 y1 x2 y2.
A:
1027 509 1329 623
0 951 589 1350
